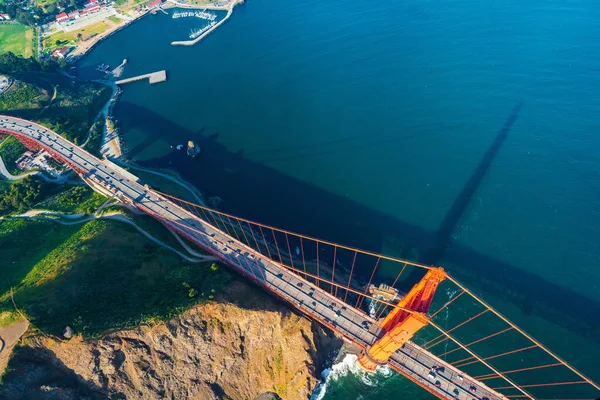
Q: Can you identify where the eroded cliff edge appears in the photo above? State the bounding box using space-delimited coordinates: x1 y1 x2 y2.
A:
0 281 342 400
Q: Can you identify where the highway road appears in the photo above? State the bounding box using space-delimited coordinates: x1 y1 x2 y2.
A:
0 115 508 400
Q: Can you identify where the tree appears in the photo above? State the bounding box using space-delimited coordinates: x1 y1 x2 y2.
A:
0 52 41 74
77 33 83 41
16 10 36 26
47 4 58 15
0 177 47 215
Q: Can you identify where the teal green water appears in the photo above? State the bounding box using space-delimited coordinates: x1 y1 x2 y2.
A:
77 0 600 397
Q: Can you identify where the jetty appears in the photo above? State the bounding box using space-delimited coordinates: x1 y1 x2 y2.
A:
171 7 230 46
110 59 128 78
169 0 242 46
116 70 167 85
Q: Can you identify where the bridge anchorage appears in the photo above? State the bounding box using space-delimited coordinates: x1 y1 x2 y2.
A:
2 114 600 400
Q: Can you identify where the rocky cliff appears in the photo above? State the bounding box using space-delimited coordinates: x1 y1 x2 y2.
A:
0 281 342 400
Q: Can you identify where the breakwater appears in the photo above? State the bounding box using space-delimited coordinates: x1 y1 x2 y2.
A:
171 6 232 46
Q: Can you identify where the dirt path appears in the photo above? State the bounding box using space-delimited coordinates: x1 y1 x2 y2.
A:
0 318 29 375
0 155 83 185
4 210 216 263
0 156 38 181
35 80 58 119
80 81 117 150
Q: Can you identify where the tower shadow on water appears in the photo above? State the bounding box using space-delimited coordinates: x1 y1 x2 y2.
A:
425 104 521 266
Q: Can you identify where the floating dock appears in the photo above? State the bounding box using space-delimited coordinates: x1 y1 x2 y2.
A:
115 70 167 85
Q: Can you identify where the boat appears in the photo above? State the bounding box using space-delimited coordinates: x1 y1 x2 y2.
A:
369 283 402 302
187 140 200 158
95 63 110 72
189 21 217 39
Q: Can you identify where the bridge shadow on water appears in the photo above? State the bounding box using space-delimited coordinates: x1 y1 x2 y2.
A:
3 100 599 351
112 100 600 347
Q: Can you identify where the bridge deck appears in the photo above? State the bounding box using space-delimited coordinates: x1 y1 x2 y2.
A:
0 115 507 400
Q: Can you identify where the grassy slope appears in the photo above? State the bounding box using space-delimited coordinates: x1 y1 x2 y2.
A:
44 21 110 52
0 218 81 300
0 72 112 145
0 217 231 337
107 15 122 24
0 136 28 176
0 79 49 116
0 25 33 58
35 186 106 214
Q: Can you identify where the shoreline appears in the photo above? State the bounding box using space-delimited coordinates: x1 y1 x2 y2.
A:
164 0 241 12
70 0 244 57
69 9 148 60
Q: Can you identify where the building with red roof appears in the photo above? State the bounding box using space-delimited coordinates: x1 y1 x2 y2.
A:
55 12 69 22
84 3 101 13
147 0 162 9
51 46 71 59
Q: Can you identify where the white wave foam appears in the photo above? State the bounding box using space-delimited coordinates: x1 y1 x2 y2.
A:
310 354 393 400
367 299 376 319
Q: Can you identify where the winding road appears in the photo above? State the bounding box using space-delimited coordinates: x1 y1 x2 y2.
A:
3 209 216 263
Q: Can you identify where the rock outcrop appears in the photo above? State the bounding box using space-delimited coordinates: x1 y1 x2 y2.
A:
0 281 342 400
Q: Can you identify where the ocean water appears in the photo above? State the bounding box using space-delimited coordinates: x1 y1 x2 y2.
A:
76 0 600 397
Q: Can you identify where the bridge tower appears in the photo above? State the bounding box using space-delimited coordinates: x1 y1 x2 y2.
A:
357 268 447 371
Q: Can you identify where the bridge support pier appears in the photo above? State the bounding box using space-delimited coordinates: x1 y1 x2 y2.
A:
357 268 446 372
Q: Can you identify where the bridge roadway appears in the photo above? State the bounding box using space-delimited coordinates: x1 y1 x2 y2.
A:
0 115 507 400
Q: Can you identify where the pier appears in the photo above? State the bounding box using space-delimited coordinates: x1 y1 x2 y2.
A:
115 70 167 85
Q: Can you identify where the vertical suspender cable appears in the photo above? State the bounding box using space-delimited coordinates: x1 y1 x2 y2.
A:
357 257 381 309
344 251 358 303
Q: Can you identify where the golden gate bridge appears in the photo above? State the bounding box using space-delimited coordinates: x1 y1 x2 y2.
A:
1 115 599 400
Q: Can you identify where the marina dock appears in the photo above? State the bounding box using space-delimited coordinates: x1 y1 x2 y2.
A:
171 4 233 46
115 70 167 85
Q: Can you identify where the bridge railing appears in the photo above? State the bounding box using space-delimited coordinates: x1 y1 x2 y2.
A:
155 190 600 400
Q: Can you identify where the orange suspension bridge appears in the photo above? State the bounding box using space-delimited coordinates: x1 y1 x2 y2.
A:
1 115 599 400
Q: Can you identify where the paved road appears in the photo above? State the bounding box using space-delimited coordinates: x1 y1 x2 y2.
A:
0 115 508 400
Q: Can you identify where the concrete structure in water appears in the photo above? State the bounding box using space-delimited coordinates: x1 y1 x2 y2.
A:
115 70 167 85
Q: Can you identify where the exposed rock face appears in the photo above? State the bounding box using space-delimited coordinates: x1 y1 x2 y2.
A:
0 282 342 400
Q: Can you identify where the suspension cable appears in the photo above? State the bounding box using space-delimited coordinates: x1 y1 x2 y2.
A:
424 309 489 350
475 363 562 380
492 381 587 390
356 257 381 309
437 326 513 358
344 251 358 303
429 291 465 319
454 345 537 369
